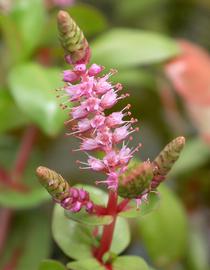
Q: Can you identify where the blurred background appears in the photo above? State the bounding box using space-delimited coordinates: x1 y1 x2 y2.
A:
0 0 210 269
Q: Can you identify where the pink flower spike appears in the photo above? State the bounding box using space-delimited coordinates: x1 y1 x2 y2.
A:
70 201 82 212
90 115 106 129
77 118 91 133
86 201 94 213
71 105 88 120
112 125 130 143
82 97 101 112
63 70 79 82
97 172 119 190
88 64 104 76
100 89 117 109
87 156 105 171
94 76 112 95
80 138 100 151
103 151 119 168
118 146 133 165
74 64 87 74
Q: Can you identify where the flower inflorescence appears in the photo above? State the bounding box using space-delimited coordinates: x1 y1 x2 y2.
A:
57 63 141 191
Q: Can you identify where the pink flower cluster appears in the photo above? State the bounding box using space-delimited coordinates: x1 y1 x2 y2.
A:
60 187 93 213
58 63 140 191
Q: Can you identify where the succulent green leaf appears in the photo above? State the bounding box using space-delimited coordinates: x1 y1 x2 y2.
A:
8 63 67 136
39 260 66 270
0 89 28 133
119 192 160 219
52 204 95 260
138 185 188 268
65 209 113 226
91 28 180 68
67 258 105 270
112 256 149 270
0 210 51 270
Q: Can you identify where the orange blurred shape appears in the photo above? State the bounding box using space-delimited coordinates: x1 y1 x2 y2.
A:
165 40 210 105
165 40 210 142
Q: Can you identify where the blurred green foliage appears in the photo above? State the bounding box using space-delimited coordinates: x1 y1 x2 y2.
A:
0 0 210 269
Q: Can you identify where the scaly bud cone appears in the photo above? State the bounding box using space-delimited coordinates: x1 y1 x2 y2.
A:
152 136 185 181
36 166 70 201
57 10 91 64
118 161 154 198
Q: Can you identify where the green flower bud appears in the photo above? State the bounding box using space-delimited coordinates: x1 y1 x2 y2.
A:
118 161 154 198
153 136 185 179
57 10 90 64
36 166 70 201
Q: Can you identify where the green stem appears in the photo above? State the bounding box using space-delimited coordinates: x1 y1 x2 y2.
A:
95 190 118 262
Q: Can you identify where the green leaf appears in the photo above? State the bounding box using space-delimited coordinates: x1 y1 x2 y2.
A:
52 205 130 260
185 226 209 270
8 63 67 136
138 185 188 268
39 260 66 270
119 192 160 218
110 217 131 254
0 210 51 270
52 204 94 260
67 258 105 270
10 0 46 59
169 138 210 177
113 256 149 270
65 185 112 226
0 90 28 133
0 135 49 209
65 209 113 226
91 28 180 69
69 4 108 37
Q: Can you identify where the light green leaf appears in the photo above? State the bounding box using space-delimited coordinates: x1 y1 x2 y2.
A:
169 138 210 177
69 4 108 37
8 63 67 136
10 0 46 58
52 205 130 259
65 209 113 226
39 260 66 270
138 185 188 268
91 28 180 69
0 90 28 133
52 204 94 260
0 210 51 270
113 256 149 270
67 258 105 270
119 193 160 218
110 217 131 254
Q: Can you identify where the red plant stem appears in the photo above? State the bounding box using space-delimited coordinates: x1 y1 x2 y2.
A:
0 167 12 184
0 208 13 256
117 198 130 213
95 190 118 261
3 248 22 270
12 125 38 182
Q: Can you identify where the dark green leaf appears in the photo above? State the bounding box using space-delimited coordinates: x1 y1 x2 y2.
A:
67 258 105 270
91 29 180 69
113 256 149 270
0 210 51 270
0 90 28 133
0 135 49 209
69 4 108 37
39 260 66 270
119 192 160 218
8 63 67 136
138 185 188 268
